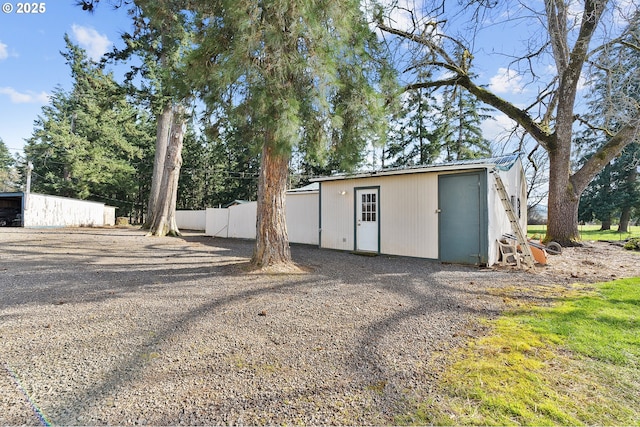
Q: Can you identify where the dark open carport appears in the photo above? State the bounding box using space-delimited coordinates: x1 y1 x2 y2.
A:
0 192 23 227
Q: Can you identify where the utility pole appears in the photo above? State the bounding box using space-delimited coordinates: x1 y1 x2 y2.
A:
25 161 33 210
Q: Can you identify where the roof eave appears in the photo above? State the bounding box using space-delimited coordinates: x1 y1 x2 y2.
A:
311 163 495 183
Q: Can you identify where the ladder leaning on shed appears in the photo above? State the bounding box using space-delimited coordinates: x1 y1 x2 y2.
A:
491 169 535 268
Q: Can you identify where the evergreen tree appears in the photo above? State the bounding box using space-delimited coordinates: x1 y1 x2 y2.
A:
614 143 640 232
578 162 616 229
122 4 193 236
177 128 207 210
0 138 12 170
385 60 492 168
208 113 261 205
439 83 493 161
579 144 640 231
0 138 17 192
578 18 640 233
179 0 395 269
385 70 441 167
23 36 152 215
80 0 195 235
178 110 263 209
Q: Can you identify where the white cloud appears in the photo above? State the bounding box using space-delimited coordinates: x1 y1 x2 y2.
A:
71 24 111 61
481 113 518 142
0 41 8 60
489 68 526 94
576 73 590 92
385 0 424 31
0 87 50 104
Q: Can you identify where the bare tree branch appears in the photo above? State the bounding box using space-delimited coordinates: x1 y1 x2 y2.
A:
406 77 459 90
378 0 637 245
545 0 570 73
404 73 554 149
621 40 640 52
574 115 617 137
403 61 461 75
376 21 464 74
572 118 640 192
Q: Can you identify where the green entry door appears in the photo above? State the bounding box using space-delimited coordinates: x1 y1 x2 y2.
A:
438 172 487 265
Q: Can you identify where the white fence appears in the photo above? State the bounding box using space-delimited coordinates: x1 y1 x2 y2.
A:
174 210 207 231
176 190 319 245
205 208 229 236
285 191 319 245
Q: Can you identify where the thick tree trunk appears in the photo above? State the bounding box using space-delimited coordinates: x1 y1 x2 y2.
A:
379 2 638 249
143 103 173 229
618 207 631 233
618 167 637 233
545 145 582 246
147 106 185 237
251 142 298 271
600 219 611 231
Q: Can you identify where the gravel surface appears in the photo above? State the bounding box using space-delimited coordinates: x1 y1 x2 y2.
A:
1 227 638 425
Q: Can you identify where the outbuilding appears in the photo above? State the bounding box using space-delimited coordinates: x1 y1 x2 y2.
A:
312 154 527 266
0 192 115 228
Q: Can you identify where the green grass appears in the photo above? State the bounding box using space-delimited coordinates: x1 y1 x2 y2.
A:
528 224 640 241
397 279 640 426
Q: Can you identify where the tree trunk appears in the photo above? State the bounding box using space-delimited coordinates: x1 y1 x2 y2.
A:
143 103 173 229
251 142 297 271
618 166 637 233
618 207 631 233
545 144 582 246
600 219 611 231
147 106 185 237
378 4 638 249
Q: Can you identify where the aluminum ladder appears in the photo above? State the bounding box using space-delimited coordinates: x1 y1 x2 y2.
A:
492 169 535 268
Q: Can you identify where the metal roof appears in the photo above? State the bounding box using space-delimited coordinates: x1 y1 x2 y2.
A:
311 153 522 182
287 182 319 193
223 199 252 208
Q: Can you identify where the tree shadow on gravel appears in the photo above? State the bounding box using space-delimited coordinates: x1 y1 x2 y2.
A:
0 230 256 309
42 276 322 424
1 229 530 424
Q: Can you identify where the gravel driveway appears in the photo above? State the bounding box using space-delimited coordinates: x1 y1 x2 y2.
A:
0 227 634 425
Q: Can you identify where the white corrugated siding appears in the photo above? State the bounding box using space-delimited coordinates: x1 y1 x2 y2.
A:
380 174 439 258
320 181 356 251
205 208 229 237
204 194 319 245
320 173 439 258
487 163 528 265
24 193 104 227
103 206 116 226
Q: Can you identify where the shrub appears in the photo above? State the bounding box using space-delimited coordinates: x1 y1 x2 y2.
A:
623 238 640 251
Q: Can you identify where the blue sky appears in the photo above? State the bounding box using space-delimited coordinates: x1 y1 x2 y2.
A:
0 1 131 157
0 0 572 159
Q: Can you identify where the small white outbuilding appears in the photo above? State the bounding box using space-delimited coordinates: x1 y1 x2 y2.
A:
0 192 114 228
312 154 527 266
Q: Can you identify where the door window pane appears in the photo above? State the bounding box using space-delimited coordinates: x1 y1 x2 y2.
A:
359 191 377 222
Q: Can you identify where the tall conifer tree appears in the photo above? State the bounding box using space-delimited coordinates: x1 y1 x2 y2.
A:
24 37 150 213
83 0 394 266
184 0 394 269
0 138 16 192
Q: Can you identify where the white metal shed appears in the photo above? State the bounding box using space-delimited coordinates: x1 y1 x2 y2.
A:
0 192 113 228
312 154 527 266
